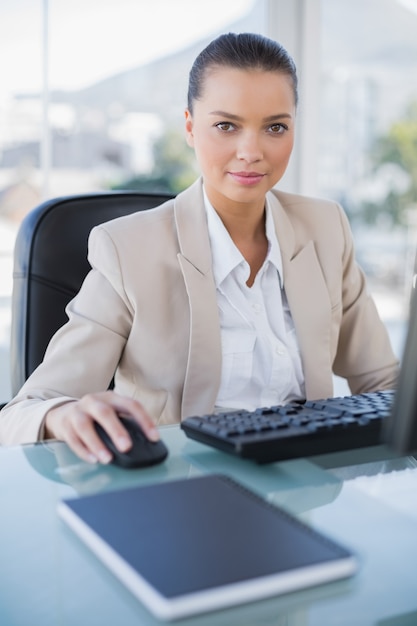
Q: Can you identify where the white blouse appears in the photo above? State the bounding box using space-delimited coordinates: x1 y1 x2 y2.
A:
204 191 305 411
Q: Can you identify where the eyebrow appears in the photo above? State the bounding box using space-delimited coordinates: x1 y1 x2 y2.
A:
209 110 293 122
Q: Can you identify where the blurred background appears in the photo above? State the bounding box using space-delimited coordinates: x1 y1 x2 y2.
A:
1 0 416 401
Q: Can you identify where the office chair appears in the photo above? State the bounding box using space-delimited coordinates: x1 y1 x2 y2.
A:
9 190 174 398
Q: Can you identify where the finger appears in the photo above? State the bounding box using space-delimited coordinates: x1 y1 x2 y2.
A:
105 395 160 442
65 430 102 465
45 402 102 463
46 399 118 464
67 409 114 464
74 399 131 457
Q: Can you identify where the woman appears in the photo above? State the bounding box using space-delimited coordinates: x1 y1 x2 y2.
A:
0 33 398 463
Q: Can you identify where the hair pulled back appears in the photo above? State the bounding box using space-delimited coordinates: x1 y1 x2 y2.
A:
187 32 298 113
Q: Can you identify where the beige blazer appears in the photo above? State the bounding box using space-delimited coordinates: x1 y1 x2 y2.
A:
0 178 399 444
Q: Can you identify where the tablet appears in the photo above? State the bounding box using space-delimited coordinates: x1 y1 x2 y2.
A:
58 473 357 621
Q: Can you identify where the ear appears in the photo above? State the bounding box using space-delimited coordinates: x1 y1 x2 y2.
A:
184 109 195 148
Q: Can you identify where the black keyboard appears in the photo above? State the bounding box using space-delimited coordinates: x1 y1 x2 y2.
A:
180 390 395 464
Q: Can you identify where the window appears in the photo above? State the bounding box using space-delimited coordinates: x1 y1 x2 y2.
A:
0 0 414 401
319 0 417 363
0 0 262 400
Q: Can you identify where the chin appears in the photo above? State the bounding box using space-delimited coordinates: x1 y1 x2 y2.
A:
228 183 270 201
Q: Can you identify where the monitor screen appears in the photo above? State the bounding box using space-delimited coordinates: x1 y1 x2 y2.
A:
384 272 417 454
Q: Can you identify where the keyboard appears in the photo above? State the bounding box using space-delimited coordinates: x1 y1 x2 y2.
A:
180 390 395 464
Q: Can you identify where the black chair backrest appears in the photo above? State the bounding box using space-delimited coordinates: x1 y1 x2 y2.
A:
10 191 174 396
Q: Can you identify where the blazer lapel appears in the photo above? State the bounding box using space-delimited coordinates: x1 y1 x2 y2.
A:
174 181 334 415
174 180 222 418
269 193 334 399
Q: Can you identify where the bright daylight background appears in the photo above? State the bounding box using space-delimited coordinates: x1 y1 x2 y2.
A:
0 0 258 401
1 0 255 92
1 0 416 402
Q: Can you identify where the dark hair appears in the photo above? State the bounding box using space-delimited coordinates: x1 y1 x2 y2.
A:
187 32 298 112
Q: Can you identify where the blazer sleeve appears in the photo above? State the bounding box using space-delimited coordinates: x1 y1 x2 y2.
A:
333 206 399 393
0 226 133 445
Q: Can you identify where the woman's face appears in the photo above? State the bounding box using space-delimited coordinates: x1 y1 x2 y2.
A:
185 66 296 213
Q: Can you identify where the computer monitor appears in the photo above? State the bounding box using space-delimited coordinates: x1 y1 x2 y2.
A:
384 274 417 454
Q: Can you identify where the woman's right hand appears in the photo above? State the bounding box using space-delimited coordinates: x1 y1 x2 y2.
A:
44 391 160 464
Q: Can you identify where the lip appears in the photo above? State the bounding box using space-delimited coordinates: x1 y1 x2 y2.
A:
228 171 265 186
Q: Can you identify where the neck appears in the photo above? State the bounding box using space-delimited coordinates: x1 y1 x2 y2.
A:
205 188 267 242
210 200 268 288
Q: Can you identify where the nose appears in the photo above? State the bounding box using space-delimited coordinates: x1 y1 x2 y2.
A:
236 131 263 163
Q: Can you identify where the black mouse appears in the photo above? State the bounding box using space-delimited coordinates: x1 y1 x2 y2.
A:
94 416 168 469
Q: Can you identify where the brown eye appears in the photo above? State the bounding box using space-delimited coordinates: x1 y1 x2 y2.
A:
269 123 288 134
215 122 235 132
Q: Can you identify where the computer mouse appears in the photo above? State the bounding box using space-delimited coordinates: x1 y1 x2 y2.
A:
94 416 168 469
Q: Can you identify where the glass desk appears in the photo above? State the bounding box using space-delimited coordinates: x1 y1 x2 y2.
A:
1 425 417 626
